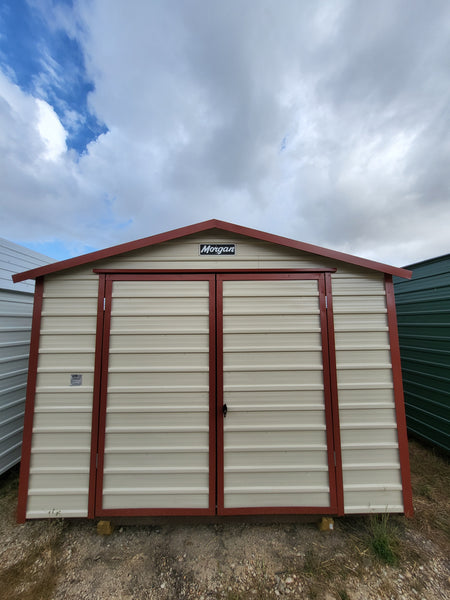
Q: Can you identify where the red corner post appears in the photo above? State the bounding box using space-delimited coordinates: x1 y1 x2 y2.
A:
385 275 414 517
17 277 44 523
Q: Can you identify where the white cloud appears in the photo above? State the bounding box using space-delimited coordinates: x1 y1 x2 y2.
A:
36 98 67 160
2 0 450 265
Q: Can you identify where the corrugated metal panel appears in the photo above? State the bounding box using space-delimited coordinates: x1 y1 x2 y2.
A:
394 254 450 453
0 290 32 475
333 273 404 513
1 240 53 475
27 271 97 517
222 279 330 509
0 238 53 293
101 279 211 510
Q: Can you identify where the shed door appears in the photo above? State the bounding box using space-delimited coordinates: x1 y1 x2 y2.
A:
95 272 338 516
217 274 337 514
96 274 216 516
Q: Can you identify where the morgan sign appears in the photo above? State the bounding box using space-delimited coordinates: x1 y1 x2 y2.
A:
199 244 236 256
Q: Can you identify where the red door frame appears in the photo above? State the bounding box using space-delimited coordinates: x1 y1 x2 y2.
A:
90 271 344 517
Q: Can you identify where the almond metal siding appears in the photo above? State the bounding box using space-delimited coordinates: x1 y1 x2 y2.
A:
221 278 331 509
100 279 211 511
333 273 404 512
27 269 97 517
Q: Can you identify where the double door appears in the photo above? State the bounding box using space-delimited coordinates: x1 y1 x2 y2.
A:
95 273 340 516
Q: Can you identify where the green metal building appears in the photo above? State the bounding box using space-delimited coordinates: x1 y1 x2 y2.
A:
394 254 450 453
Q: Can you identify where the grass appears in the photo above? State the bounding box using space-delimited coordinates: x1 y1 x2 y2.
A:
408 438 450 544
303 547 323 576
367 514 400 565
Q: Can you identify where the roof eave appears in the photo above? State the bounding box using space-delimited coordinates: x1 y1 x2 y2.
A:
12 219 412 282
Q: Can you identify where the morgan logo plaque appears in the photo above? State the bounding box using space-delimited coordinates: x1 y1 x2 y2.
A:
199 244 236 256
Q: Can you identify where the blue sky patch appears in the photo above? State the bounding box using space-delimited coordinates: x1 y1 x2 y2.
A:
20 238 99 261
0 0 107 154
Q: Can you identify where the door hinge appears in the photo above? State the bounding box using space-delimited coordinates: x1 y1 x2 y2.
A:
325 296 328 309
103 297 106 311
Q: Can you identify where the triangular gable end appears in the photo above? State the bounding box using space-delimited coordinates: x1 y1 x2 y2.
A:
12 219 412 282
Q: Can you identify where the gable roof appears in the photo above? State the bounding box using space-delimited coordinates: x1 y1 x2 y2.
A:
12 219 412 283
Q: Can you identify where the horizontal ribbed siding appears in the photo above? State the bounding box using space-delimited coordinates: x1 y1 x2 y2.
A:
96 231 335 271
27 270 97 518
333 274 403 513
1 238 53 294
222 279 330 509
101 279 211 511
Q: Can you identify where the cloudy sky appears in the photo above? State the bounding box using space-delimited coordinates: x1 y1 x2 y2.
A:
1 0 449 266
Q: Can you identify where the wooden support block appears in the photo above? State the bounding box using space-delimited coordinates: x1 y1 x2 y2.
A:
318 517 334 532
97 520 114 535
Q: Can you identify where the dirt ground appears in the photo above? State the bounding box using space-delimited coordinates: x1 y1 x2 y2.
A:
0 439 449 600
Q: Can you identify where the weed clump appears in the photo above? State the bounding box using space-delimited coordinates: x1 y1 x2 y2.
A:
367 514 400 565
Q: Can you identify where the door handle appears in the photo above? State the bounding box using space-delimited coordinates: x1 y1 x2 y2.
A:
223 404 228 418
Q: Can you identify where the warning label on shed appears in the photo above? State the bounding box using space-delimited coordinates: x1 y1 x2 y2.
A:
70 374 83 386
199 244 236 256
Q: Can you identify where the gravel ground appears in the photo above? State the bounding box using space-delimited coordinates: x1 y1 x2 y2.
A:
1 440 449 600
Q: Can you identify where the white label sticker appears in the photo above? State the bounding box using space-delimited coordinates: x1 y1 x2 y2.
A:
70 374 82 386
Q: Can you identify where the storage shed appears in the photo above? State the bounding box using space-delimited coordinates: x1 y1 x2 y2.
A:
13 220 414 521
1 239 53 475
394 254 450 453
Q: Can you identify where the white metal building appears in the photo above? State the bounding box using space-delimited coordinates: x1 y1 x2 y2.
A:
12 220 413 521
0 239 53 475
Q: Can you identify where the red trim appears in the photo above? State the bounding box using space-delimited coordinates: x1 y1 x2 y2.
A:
94 278 113 515
318 275 338 513
17 277 44 523
93 268 337 274
208 277 217 514
13 219 412 282
95 274 217 516
216 276 225 513
88 274 106 518
216 273 338 515
324 274 344 516
385 275 414 517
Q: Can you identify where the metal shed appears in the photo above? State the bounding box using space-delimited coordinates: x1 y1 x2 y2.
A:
13 220 413 521
394 254 450 453
0 239 53 475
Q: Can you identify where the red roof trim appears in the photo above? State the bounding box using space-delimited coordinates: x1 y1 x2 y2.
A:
12 219 412 282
